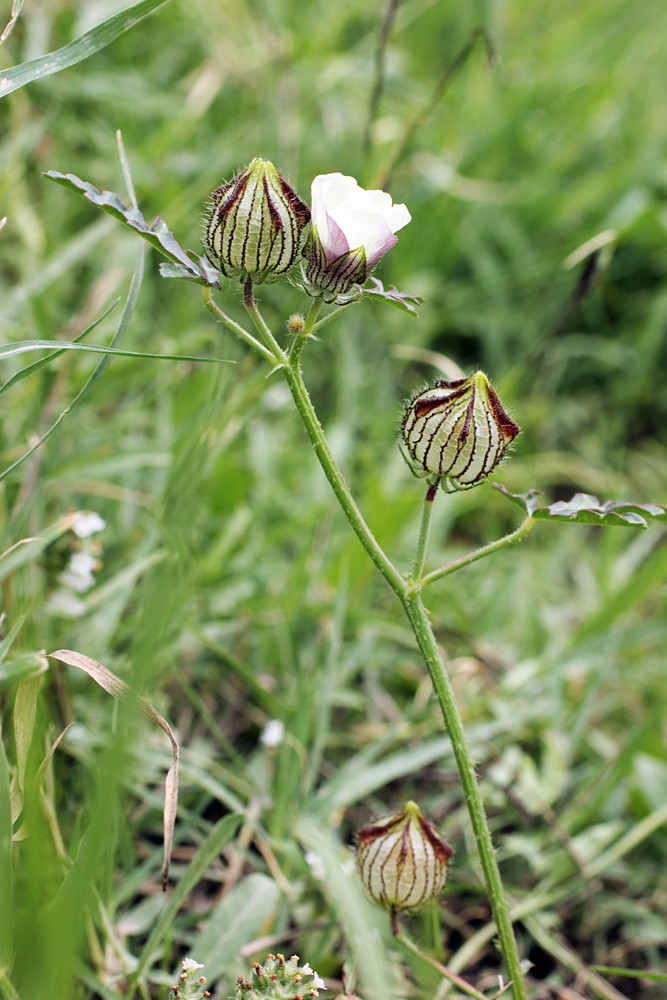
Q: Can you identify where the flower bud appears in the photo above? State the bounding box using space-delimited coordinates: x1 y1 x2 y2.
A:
356 800 453 913
301 173 410 303
401 372 520 490
203 158 310 284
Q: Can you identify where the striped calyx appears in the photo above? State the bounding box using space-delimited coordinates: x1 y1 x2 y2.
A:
301 226 367 303
356 800 453 913
401 372 520 491
203 158 310 284
299 172 411 304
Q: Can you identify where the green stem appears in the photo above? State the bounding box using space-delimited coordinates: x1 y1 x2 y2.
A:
282 355 527 998
243 279 287 363
412 481 439 580
202 286 275 364
395 930 493 1000
281 360 406 596
207 294 528 997
402 590 528 1000
288 297 322 365
417 514 534 590
311 298 359 334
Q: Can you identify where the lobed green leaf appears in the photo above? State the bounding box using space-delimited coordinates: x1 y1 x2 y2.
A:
364 276 423 316
43 171 220 287
493 485 667 528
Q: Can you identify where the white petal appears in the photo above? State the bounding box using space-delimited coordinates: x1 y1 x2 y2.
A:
310 172 410 266
72 511 106 538
260 719 284 747
182 958 204 971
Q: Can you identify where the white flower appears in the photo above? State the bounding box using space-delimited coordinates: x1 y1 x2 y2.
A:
259 718 284 747
72 510 106 538
59 551 98 592
182 958 204 971
304 850 326 880
302 172 410 303
311 173 410 268
301 963 326 990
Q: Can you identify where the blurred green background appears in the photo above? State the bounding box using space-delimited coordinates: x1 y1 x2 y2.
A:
1 0 666 998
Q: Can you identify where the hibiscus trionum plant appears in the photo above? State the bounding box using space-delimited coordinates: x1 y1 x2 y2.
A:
44 151 667 1000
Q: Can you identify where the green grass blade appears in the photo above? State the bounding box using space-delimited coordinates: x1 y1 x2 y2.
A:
196 873 280 982
129 813 242 990
0 0 172 99
0 653 48 693
0 513 79 582
0 615 25 663
0 714 14 973
592 967 667 983
0 339 232 365
0 302 119 397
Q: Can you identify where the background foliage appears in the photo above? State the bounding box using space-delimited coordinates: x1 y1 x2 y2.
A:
1 0 666 998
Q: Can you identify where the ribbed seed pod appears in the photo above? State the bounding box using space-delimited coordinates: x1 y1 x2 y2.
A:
203 158 310 284
401 372 520 490
356 801 453 913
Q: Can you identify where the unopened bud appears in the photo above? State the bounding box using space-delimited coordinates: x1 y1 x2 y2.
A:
401 372 519 491
356 800 453 913
287 313 305 335
203 158 310 284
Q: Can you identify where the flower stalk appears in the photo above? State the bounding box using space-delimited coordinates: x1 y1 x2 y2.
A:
412 482 439 581
208 291 531 997
402 589 528 1000
201 160 531 997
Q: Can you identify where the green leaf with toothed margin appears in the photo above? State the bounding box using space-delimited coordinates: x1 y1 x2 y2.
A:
364 276 423 316
493 485 667 528
43 171 221 288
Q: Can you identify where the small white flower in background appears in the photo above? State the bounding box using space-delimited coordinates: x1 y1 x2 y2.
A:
59 551 98 592
182 959 204 972
172 957 209 999
301 963 326 990
259 718 284 747
72 510 106 538
302 172 411 303
304 849 326 881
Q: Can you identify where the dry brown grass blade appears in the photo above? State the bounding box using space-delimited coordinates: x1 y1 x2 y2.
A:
48 648 179 889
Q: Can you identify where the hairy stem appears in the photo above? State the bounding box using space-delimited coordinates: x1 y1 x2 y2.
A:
288 296 322 365
282 359 528 998
402 590 528 999
213 295 528 998
418 513 534 590
243 279 287 362
202 286 275 364
282 359 406 595
412 481 439 580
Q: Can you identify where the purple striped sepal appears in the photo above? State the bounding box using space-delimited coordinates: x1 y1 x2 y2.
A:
356 801 453 913
401 372 520 491
203 158 310 285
